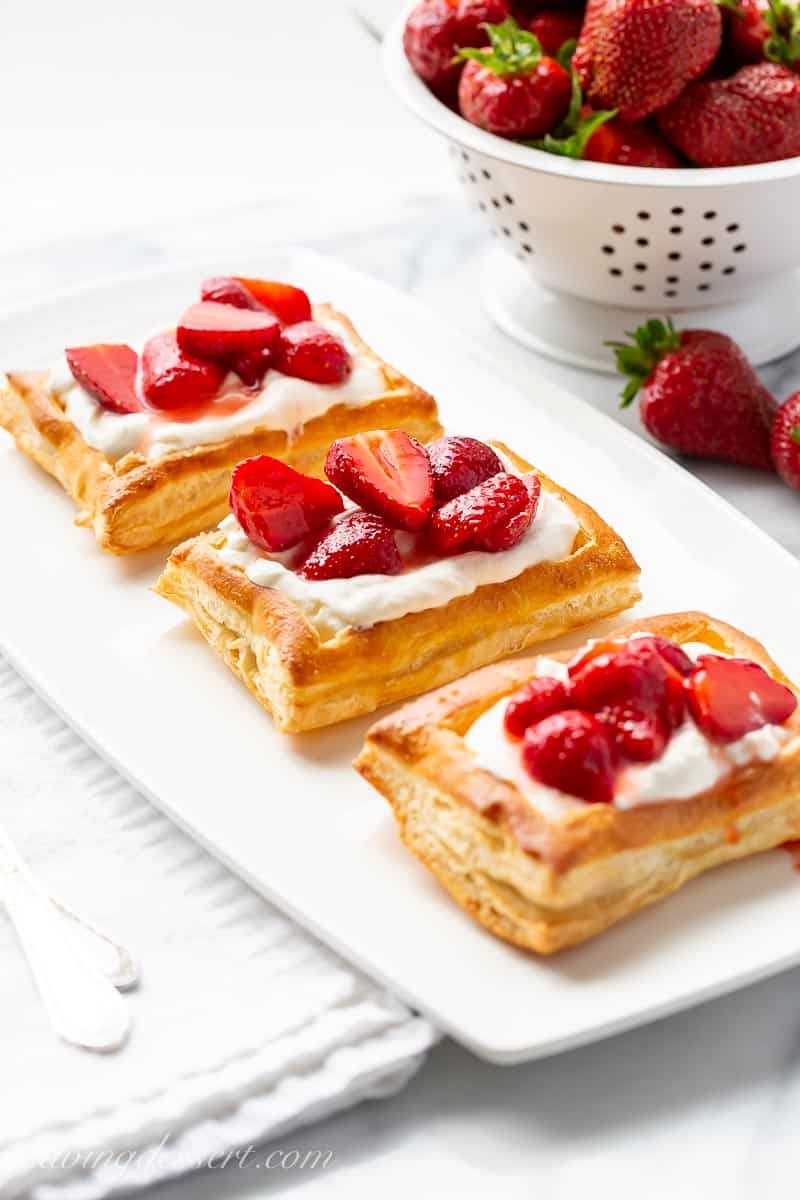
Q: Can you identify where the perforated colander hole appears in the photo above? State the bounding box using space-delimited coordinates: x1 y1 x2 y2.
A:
518 220 529 232
503 193 513 205
666 275 679 283
461 150 469 162
612 224 625 234
733 243 747 253
602 244 615 254
723 266 736 275
482 168 491 179
502 226 511 237
636 237 649 246
669 225 683 235
479 201 487 212
521 243 533 254
468 172 477 183
665 290 677 297
637 211 651 220
698 283 710 291
668 251 681 261
671 206 684 215
632 284 646 292
700 262 713 270
609 267 622 276
726 223 740 232
704 210 717 219
634 263 648 272
701 236 714 246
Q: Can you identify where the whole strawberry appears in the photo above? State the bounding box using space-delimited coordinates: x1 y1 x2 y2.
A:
583 115 682 166
403 0 510 99
528 9 584 55
726 0 800 68
574 0 722 120
658 61 800 165
458 18 572 137
610 319 776 469
770 392 800 488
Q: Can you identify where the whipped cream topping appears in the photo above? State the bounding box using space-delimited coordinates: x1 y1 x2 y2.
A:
50 318 386 463
464 642 794 814
216 487 580 636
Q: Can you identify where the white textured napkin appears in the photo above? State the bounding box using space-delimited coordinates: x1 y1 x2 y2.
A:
0 655 435 1199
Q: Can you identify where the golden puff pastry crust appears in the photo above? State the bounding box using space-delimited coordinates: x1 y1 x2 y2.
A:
354 611 800 955
0 306 440 554
153 443 641 733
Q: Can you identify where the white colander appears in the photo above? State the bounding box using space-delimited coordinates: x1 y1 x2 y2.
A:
384 9 800 370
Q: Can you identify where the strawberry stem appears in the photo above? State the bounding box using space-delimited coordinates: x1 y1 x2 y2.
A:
458 17 543 75
765 0 800 67
523 70 616 158
791 424 800 446
607 318 682 407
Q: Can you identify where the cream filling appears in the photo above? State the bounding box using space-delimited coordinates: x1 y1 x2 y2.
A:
216 487 579 635
465 644 793 814
51 318 386 463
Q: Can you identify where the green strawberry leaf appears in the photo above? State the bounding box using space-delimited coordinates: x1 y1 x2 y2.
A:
521 70 616 159
764 0 800 67
458 17 543 75
606 318 683 407
556 37 578 70
791 424 800 445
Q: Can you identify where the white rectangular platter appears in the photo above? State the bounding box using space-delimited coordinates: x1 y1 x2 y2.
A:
2 248 799 1064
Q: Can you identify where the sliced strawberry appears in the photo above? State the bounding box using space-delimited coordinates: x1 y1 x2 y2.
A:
274 322 352 385
234 279 312 325
177 301 281 364
65 344 141 414
570 640 670 713
686 655 797 741
231 346 273 388
597 701 670 763
504 675 571 739
324 430 434 532
299 511 401 580
427 435 504 505
140 333 226 411
522 710 616 804
200 277 259 310
428 472 538 555
229 455 344 554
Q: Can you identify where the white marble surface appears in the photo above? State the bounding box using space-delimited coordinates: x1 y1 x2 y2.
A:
5 1 800 1196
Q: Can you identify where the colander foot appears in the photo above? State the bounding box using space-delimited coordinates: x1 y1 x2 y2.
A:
483 249 800 374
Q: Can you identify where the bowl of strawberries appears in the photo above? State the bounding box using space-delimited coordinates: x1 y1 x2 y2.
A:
386 0 800 369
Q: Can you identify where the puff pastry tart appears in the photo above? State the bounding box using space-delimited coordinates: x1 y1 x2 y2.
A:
0 276 439 553
154 431 640 732
356 612 800 954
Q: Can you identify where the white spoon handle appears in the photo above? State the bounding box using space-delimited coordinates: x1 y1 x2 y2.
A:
0 828 131 1051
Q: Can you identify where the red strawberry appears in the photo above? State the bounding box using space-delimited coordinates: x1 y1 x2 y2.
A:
574 0 721 120
458 18 572 136
299 511 401 580
687 654 797 740
429 471 539 554
177 301 281 364
233 279 312 325
140 333 226 411
569 640 672 714
274 322 352 385
427 435 504 504
522 710 616 803
610 319 776 470
403 0 510 98
230 346 273 388
771 391 800 489
657 62 800 165
726 0 800 68
504 675 571 738
570 634 693 678
229 455 344 554
65 344 141 414
584 115 682 166
200 277 259 310
324 430 434 531
597 700 670 762
528 9 583 54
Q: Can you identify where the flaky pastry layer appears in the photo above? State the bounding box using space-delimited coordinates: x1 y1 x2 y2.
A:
0 306 440 554
154 443 641 732
355 612 800 954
